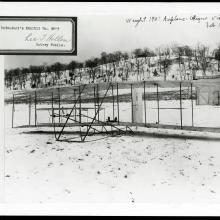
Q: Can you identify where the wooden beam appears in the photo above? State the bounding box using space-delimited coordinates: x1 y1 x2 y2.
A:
180 82 183 129
15 122 220 133
94 86 96 120
29 94 31 126
74 88 76 122
156 84 160 124
36 107 105 111
34 90 37 127
131 84 133 123
79 85 81 123
112 84 115 119
117 83 119 124
191 83 194 127
58 87 61 124
218 91 220 105
144 81 147 126
12 94 15 128
97 84 99 122
51 92 54 126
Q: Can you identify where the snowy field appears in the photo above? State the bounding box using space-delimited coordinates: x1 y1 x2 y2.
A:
3 100 220 204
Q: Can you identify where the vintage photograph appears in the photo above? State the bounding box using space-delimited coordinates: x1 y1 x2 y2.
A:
1 2 220 211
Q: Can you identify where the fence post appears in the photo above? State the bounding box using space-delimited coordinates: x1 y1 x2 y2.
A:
144 81 146 126
156 84 160 124
29 94 31 126
52 92 54 125
12 94 15 128
218 91 220 105
34 90 37 127
58 88 61 124
180 82 183 129
117 83 119 124
74 88 76 121
79 85 81 123
94 86 96 121
112 84 115 119
131 84 133 123
97 84 99 121
191 83 194 127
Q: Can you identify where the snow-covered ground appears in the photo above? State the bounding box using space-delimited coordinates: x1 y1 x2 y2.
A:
3 102 220 203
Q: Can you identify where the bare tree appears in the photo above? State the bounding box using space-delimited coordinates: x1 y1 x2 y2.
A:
4 69 13 89
21 67 29 88
183 45 193 70
155 47 162 73
196 44 210 76
214 46 220 72
67 60 78 84
100 52 109 78
85 58 99 83
29 65 43 88
172 44 184 67
50 62 66 84
160 47 172 81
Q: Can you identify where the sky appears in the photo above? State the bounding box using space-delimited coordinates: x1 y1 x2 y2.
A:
4 12 220 70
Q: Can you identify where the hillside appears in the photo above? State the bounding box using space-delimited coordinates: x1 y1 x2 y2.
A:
4 50 220 93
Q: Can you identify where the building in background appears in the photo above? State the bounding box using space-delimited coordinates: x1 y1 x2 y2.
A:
196 78 220 105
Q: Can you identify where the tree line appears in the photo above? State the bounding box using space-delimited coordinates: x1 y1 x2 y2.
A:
5 43 220 90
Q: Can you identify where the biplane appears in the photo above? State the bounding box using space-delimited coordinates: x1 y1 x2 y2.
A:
9 79 220 142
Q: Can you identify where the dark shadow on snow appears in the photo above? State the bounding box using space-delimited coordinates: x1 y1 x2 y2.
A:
21 129 220 142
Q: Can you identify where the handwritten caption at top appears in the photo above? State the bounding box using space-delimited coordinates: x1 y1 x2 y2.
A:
125 14 220 28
